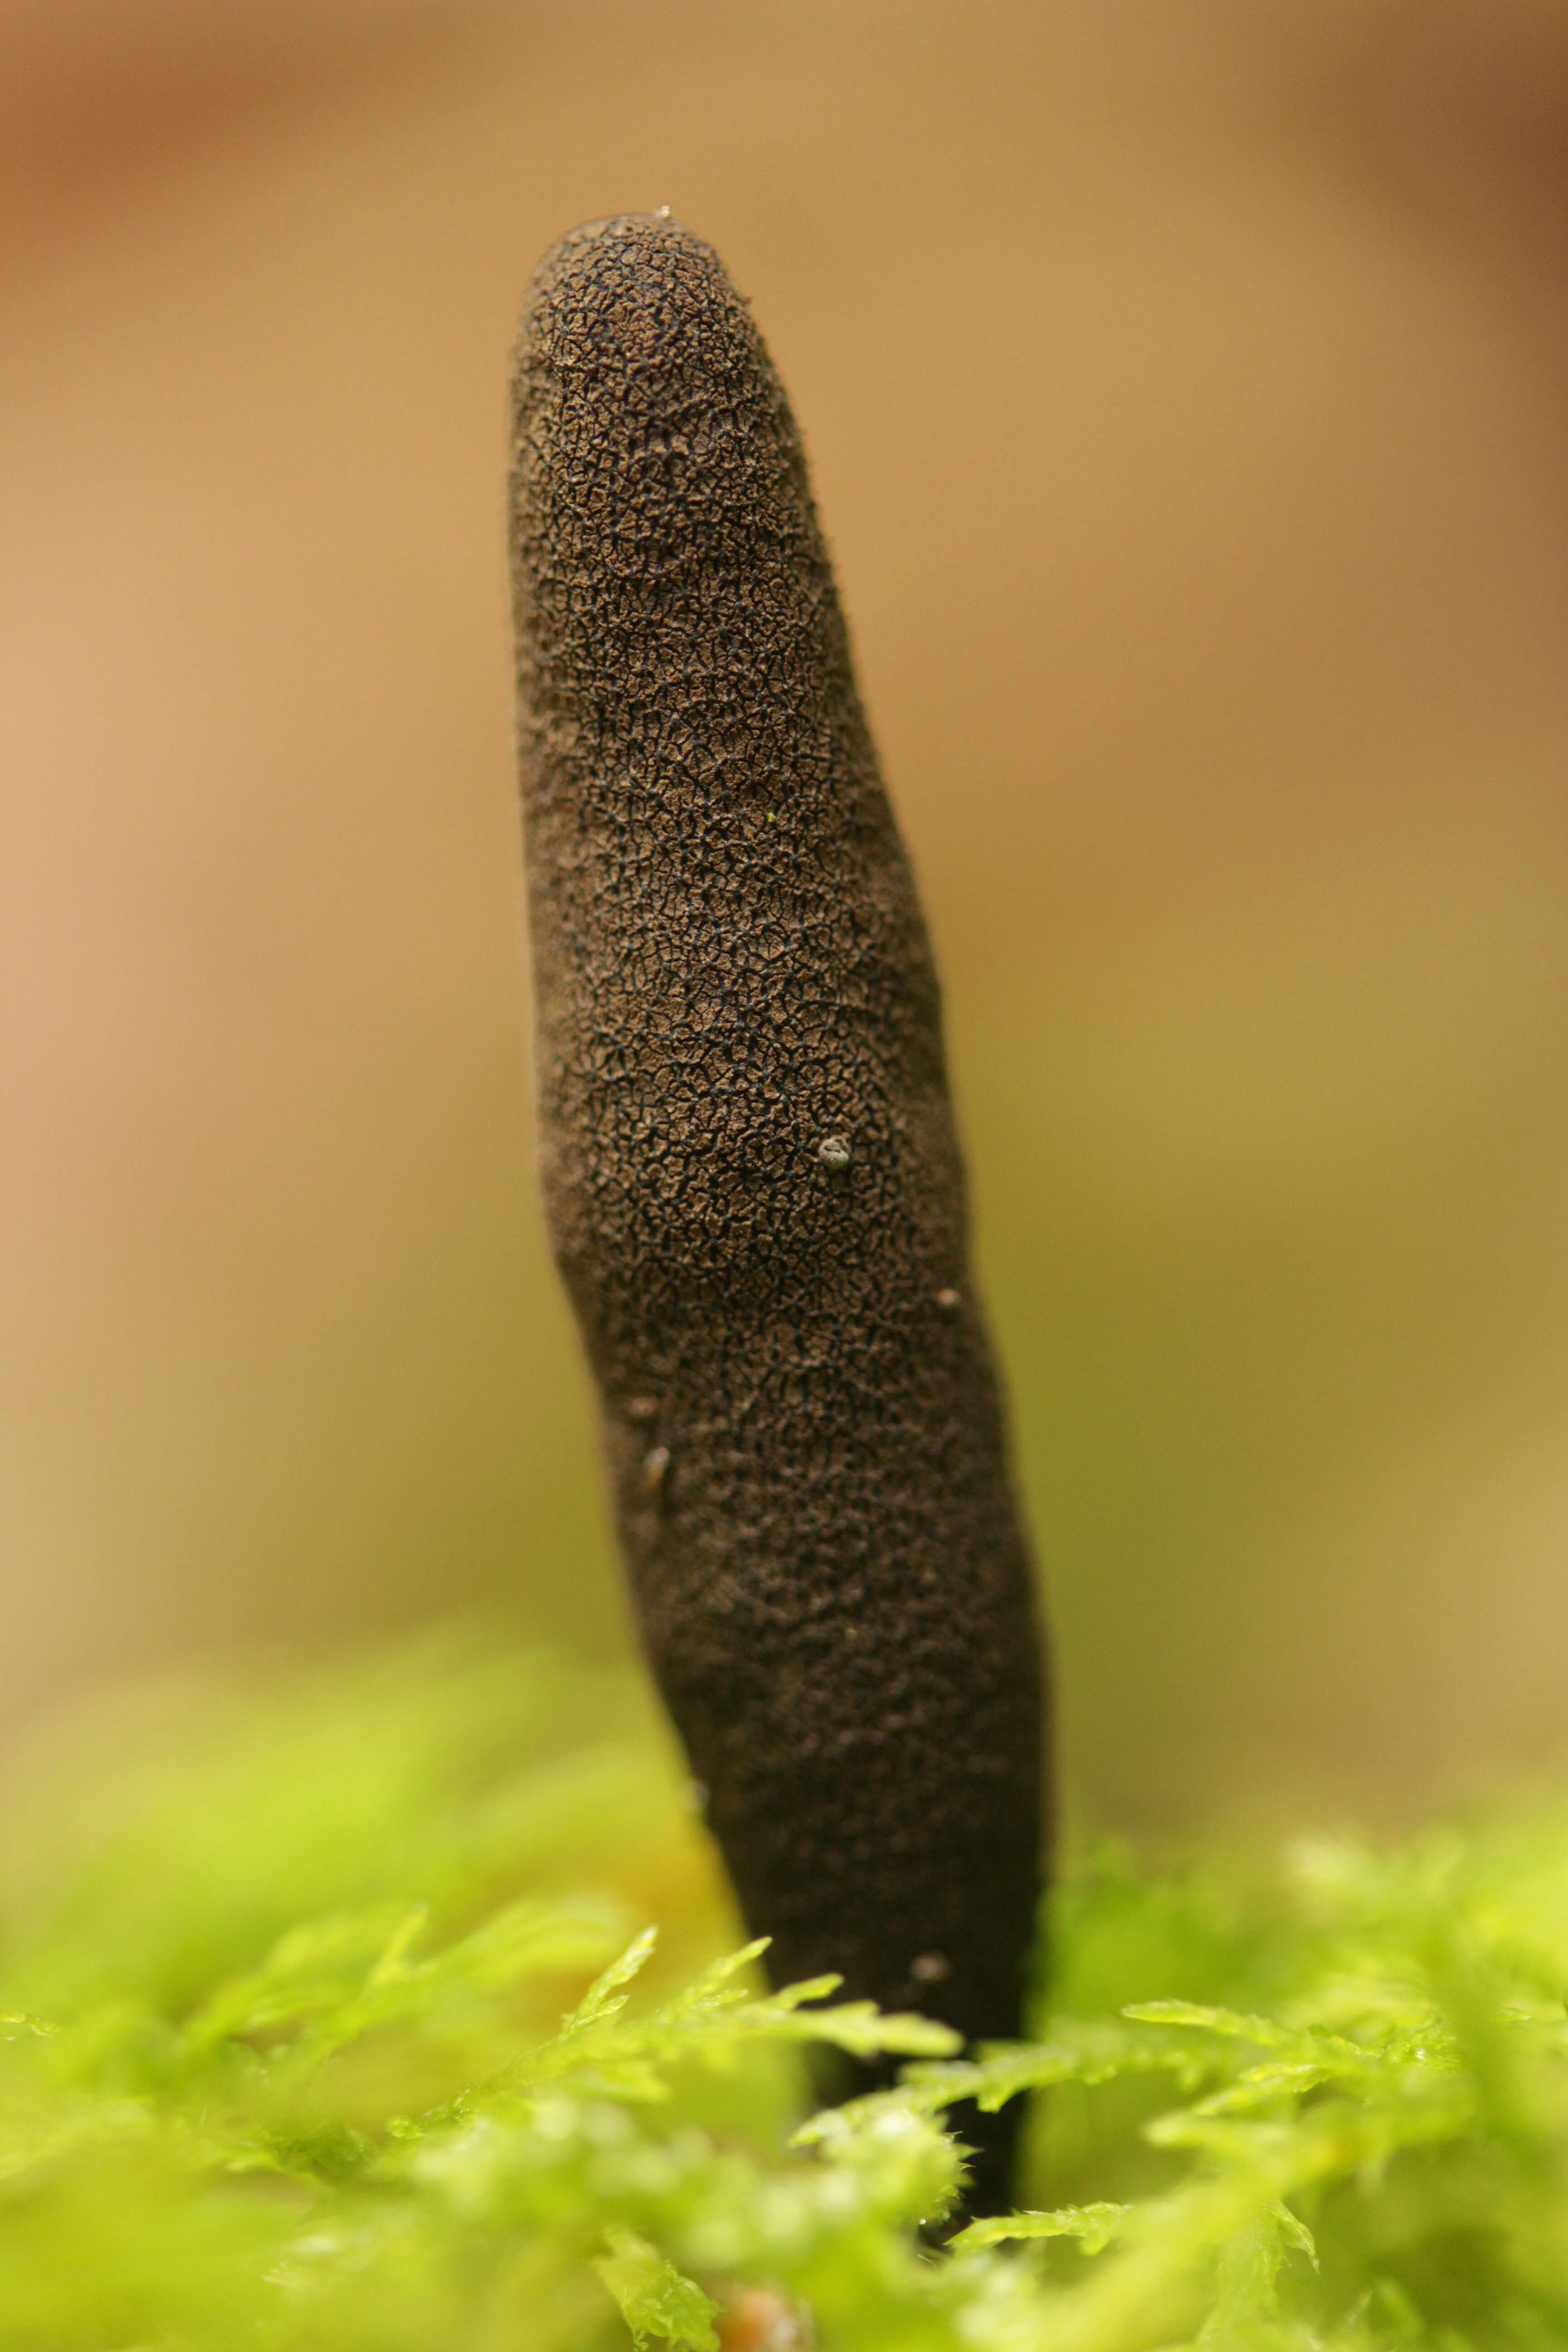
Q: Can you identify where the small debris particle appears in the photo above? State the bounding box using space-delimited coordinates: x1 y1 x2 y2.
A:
817 1135 852 1170
641 1445 671 1498
935 1287 961 1314
720 2285 811 2351
628 1395 659 1421
911 1950 951 1984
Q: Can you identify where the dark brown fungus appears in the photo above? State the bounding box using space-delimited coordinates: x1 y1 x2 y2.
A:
509 212 1048 2217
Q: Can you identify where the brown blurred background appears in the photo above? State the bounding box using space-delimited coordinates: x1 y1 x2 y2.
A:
5 0 1568 1832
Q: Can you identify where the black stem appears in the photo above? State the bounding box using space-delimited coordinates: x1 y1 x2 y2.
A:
510 212 1048 2220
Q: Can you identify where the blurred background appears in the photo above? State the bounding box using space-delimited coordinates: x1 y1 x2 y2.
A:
5 0 1568 1833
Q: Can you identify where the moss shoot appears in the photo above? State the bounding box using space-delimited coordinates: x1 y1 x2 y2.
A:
1 1634 1568 2347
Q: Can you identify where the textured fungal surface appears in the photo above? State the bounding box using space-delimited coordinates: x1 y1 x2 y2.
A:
510 213 1046 2208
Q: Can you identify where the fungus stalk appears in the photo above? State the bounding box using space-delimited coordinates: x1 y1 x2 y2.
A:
509 214 1047 2213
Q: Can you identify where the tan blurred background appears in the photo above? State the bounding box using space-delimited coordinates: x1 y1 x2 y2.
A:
5 0 1568 1831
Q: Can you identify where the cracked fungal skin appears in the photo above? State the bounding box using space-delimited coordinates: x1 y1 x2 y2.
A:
510 213 1047 2212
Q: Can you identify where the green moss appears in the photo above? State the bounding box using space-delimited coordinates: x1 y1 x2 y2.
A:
2 1637 1567 2347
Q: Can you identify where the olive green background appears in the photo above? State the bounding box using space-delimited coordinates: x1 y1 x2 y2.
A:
6 0 1568 1830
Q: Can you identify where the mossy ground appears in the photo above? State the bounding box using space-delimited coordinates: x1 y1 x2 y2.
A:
2 1635 1567 2349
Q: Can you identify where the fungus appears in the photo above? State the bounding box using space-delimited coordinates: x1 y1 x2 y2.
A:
509 213 1047 2214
